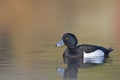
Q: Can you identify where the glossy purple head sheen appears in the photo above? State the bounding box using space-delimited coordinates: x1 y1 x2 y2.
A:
56 33 78 48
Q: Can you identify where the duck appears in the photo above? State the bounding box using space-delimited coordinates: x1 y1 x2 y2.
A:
55 33 113 58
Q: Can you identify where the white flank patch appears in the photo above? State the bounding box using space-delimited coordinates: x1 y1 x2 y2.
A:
83 56 104 64
83 50 105 64
83 50 104 58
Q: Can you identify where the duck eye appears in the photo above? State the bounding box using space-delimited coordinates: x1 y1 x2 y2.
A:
65 37 69 40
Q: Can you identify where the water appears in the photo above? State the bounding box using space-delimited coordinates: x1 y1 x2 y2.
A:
0 26 119 80
57 56 107 80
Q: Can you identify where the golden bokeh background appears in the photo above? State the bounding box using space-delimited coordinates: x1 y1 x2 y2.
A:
0 0 120 80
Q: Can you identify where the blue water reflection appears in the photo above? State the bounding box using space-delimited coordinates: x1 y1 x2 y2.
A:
57 56 108 80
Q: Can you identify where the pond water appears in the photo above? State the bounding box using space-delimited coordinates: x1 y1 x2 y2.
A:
0 26 119 80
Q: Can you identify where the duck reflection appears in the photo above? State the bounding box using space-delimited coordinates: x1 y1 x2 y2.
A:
57 56 105 80
0 27 12 70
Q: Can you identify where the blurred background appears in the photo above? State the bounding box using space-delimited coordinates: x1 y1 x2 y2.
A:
0 0 120 80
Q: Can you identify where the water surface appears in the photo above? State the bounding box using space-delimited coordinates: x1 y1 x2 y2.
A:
0 26 119 80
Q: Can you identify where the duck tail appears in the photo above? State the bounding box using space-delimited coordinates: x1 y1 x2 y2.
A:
105 47 113 58
108 47 113 52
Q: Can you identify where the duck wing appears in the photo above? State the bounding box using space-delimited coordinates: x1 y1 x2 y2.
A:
77 44 106 53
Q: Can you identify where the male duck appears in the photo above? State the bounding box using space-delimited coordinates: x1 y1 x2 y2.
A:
55 33 113 58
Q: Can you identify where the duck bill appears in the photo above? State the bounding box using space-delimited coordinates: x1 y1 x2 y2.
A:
55 40 64 47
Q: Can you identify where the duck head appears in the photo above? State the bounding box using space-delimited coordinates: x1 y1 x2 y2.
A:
56 33 78 48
